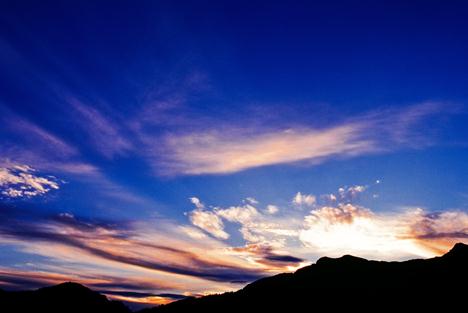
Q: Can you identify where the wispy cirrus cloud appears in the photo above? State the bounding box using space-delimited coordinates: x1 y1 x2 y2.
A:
0 107 78 161
148 102 459 175
0 105 156 207
0 106 96 175
156 123 374 175
68 98 133 158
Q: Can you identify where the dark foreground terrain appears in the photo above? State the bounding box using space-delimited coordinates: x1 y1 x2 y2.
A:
1 243 467 312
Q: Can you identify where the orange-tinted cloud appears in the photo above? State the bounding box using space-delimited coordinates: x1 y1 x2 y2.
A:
151 102 453 175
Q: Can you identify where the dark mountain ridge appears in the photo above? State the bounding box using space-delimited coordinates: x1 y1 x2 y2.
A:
1 243 467 312
0 282 130 313
142 243 468 312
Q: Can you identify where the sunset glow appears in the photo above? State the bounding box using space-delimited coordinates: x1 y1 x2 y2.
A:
1 1 468 308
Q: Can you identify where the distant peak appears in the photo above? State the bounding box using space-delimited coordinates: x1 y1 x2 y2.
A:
444 242 468 258
55 282 87 288
315 254 368 266
39 282 92 293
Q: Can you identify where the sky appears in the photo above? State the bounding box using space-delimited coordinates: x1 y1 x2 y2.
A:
1 0 468 308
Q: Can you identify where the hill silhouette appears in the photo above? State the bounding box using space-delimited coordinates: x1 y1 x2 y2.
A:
1 243 467 312
0 282 129 313
141 243 468 312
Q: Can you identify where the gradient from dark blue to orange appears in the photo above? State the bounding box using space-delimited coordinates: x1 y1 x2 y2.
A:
1 0 468 307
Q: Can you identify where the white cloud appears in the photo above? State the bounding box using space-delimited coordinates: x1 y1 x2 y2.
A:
245 197 259 205
292 192 316 207
189 197 204 209
187 186 468 261
298 204 468 258
215 205 259 224
322 193 337 202
189 209 229 240
0 164 59 198
299 205 409 257
266 205 279 214
187 199 298 247
179 225 208 240
338 185 367 201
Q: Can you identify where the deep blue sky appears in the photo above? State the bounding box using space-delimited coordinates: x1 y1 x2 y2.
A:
1 0 468 307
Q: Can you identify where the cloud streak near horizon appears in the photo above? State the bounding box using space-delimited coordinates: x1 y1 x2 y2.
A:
1 2 468 308
0 97 465 306
0 183 467 306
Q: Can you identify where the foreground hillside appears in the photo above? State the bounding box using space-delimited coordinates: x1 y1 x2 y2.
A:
0 282 130 313
1 243 467 312
142 243 468 312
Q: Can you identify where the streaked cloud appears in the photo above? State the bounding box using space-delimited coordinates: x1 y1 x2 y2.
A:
150 102 456 175
1 184 467 304
230 243 305 271
157 123 374 175
69 98 133 158
0 207 266 287
1 113 78 158
408 210 468 254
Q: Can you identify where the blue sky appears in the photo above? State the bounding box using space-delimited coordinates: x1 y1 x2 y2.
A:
1 0 468 307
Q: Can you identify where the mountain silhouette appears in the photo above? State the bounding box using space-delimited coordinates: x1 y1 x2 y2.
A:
0 282 129 313
1 243 467 312
140 242 468 312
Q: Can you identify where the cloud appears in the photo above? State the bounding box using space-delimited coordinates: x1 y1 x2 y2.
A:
303 204 372 225
188 187 468 262
408 210 468 254
1 113 78 158
69 98 133 158
0 268 184 306
0 163 59 198
157 124 374 175
230 243 304 270
216 205 259 224
292 192 316 207
0 107 102 178
298 204 390 255
188 200 298 245
147 102 457 176
299 203 468 258
189 197 204 209
0 208 264 284
338 185 367 202
2 185 468 303
245 197 259 205
189 209 229 240
266 205 279 214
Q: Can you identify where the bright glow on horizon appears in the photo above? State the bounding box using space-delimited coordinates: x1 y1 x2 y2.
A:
1 1 468 307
